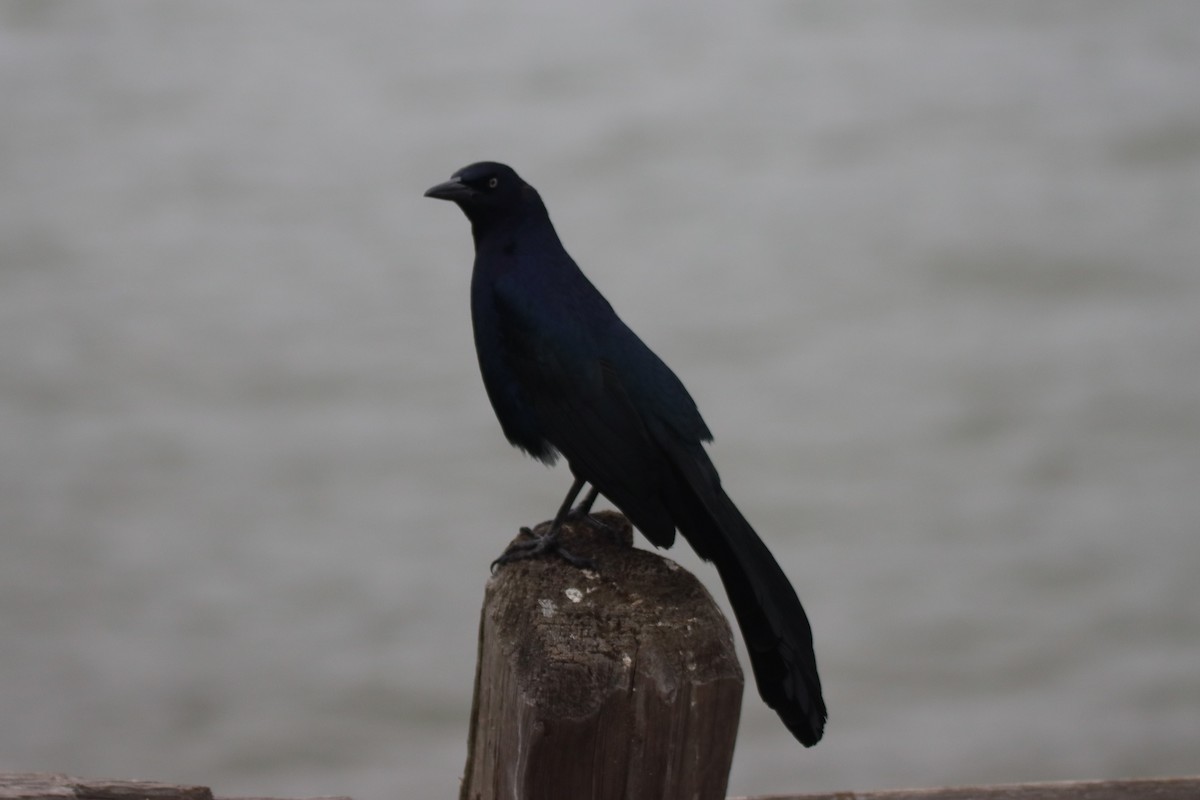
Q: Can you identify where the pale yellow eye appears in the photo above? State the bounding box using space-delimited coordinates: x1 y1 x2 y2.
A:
488 177 499 189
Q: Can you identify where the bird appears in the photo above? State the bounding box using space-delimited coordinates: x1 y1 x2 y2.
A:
424 161 826 747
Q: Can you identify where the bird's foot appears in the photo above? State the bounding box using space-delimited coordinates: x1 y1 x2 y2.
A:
490 526 596 573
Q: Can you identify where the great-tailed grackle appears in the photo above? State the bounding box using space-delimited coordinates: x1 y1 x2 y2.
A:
425 162 826 746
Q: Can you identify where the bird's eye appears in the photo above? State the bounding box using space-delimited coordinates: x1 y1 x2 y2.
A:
488 177 499 189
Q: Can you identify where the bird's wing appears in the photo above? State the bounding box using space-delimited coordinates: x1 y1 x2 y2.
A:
533 359 677 545
491 282 677 543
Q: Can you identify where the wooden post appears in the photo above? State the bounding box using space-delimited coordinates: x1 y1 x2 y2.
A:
459 511 744 800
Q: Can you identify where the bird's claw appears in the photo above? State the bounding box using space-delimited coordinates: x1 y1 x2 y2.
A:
491 526 596 573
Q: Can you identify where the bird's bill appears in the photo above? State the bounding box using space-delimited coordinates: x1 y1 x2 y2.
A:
424 178 474 201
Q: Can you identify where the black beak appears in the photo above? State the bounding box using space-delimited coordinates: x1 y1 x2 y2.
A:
424 177 474 202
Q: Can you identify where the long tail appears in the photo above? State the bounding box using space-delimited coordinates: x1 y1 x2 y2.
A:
663 442 827 746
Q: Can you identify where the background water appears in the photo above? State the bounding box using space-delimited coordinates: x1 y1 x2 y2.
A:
2 2 1198 798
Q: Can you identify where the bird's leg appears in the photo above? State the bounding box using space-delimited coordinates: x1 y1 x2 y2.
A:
549 475 587 532
491 477 596 571
563 485 622 542
566 485 599 520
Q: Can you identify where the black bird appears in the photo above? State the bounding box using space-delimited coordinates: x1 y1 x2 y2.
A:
425 161 826 746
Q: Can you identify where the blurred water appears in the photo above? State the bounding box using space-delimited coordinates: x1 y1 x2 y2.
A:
2 2 1199 798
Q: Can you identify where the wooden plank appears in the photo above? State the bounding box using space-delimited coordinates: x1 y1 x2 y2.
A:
0 774 349 800
734 776 1200 800
3 770 1195 800
0 774 211 800
459 511 745 800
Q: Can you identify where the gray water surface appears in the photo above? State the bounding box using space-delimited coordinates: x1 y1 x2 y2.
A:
2 3 1199 798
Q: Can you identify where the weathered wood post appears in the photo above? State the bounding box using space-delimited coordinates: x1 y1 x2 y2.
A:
459 511 744 800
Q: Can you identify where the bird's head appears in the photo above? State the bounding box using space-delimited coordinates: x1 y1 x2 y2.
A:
424 162 538 231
